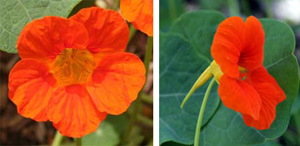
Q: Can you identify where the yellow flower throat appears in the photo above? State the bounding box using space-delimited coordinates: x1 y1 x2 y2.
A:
51 48 96 86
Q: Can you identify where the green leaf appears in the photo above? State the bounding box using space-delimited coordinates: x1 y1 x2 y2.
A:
159 10 225 145
82 114 128 146
168 10 226 59
159 10 299 146
68 0 95 17
291 84 300 114
159 0 185 32
82 121 119 146
162 141 192 146
254 140 281 146
0 0 81 53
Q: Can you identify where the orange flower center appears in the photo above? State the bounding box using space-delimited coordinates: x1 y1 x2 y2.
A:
51 48 96 86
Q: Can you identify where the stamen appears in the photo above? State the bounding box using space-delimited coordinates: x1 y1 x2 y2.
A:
50 48 96 86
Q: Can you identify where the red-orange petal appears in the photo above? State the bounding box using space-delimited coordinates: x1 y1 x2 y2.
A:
211 16 265 77
8 59 56 121
211 16 244 78
242 66 286 129
239 16 264 71
70 7 129 53
17 16 89 61
86 52 145 115
219 75 261 120
120 0 153 36
47 85 107 137
120 0 143 22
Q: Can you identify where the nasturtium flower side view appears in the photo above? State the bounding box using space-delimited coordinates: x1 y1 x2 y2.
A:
211 16 286 129
8 7 145 137
120 0 153 36
183 16 286 130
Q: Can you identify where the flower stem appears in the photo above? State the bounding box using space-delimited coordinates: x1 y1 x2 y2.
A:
167 0 177 21
51 131 64 146
194 78 215 146
122 92 141 143
265 0 273 18
128 24 137 43
227 0 240 16
75 138 82 146
141 92 153 104
144 37 153 77
114 0 120 10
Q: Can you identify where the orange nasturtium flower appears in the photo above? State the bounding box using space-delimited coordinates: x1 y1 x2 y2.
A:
120 0 153 36
210 16 286 129
188 16 286 130
8 7 145 137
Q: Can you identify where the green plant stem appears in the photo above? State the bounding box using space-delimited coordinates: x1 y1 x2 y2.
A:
52 131 64 146
227 0 240 16
75 138 82 146
265 0 273 18
141 93 153 104
127 106 153 127
114 0 120 10
144 37 153 77
123 92 142 142
121 36 153 144
128 25 137 43
167 0 177 21
194 78 215 146
137 114 153 127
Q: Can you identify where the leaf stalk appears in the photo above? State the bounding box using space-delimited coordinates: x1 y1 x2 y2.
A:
194 78 215 146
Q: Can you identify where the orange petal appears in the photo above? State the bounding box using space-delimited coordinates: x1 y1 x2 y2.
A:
47 85 107 137
70 7 129 53
239 16 264 71
219 75 261 120
86 52 145 115
120 0 143 22
8 59 56 121
211 16 245 78
17 16 89 61
242 66 286 129
120 0 153 36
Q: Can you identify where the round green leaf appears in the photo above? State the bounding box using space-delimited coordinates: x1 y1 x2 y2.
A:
169 10 225 58
82 121 119 146
159 11 299 146
0 0 81 53
255 140 281 146
291 85 300 114
82 114 129 146
159 10 225 145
